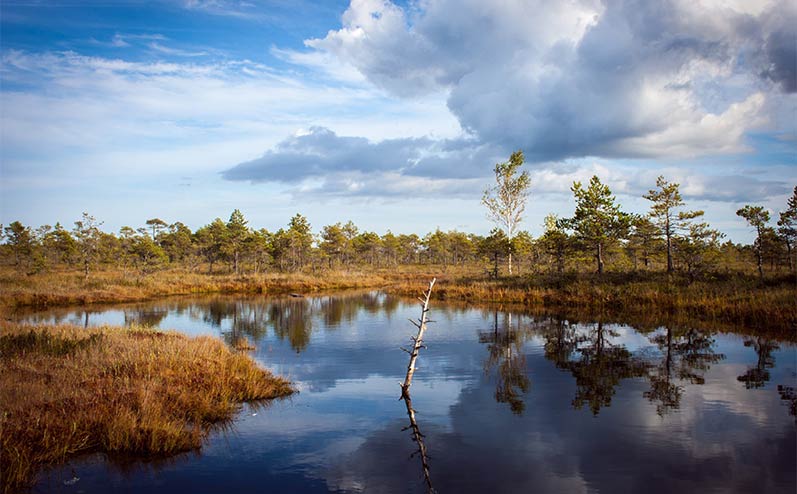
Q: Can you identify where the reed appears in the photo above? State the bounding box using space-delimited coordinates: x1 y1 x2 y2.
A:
0 322 293 492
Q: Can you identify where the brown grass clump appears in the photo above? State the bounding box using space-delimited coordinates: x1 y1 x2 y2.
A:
0 323 293 492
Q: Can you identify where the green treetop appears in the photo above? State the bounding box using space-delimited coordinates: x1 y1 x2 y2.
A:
644 176 704 273
567 176 629 275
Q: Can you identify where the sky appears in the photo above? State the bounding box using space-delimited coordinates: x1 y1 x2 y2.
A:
1 0 795 243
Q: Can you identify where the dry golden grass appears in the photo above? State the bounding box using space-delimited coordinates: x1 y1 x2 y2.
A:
0 266 393 312
391 272 797 336
1 265 793 333
0 322 293 492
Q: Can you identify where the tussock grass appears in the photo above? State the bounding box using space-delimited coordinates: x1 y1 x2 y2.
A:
0 323 293 492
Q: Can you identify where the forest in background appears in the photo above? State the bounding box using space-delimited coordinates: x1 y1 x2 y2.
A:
2 177 795 282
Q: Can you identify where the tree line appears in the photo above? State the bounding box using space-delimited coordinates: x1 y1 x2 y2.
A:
2 167 795 280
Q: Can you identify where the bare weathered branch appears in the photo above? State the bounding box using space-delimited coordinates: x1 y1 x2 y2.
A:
400 278 436 398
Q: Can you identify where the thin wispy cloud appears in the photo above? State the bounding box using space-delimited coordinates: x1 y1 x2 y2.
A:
182 0 270 21
148 42 208 57
0 47 456 182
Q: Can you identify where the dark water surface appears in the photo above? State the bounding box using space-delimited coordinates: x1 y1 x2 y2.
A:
18 291 797 493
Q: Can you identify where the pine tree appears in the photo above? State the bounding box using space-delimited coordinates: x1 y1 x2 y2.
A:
777 186 797 272
226 209 250 274
736 205 771 279
566 176 630 275
643 176 703 273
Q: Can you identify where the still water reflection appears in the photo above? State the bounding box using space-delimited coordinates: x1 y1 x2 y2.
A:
18 291 796 494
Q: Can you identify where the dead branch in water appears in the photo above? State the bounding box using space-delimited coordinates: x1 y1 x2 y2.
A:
400 278 436 398
398 278 437 493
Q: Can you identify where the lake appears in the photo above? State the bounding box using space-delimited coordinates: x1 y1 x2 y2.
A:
17 291 797 493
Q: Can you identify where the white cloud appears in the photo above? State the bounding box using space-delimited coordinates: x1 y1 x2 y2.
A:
147 42 209 57
270 46 367 86
181 0 261 19
611 93 768 158
0 49 458 170
307 0 795 161
223 126 792 206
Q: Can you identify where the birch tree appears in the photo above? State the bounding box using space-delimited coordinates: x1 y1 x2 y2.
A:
482 150 530 275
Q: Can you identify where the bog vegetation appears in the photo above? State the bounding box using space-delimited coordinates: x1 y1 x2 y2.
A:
2 169 795 285
0 323 293 491
2 160 795 331
0 155 795 490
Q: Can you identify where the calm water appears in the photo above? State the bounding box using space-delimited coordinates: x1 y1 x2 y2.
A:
17 291 797 494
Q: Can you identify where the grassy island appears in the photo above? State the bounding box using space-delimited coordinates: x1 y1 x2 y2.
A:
0 323 293 492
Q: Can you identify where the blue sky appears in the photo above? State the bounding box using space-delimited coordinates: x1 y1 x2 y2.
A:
1 0 795 243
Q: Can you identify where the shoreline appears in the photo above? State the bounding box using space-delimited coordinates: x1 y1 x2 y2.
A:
0 323 294 492
2 268 794 490
2 268 794 333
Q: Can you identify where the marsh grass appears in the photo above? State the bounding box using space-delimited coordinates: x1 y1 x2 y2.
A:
0 267 390 311
1 265 793 333
392 271 797 336
0 323 293 492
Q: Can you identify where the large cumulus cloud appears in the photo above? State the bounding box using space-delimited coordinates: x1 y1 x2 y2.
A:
307 0 795 160
223 0 795 203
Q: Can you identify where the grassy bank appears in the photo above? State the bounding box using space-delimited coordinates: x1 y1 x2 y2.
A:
1 266 794 333
0 323 293 492
392 272 797 336
0 267 396 311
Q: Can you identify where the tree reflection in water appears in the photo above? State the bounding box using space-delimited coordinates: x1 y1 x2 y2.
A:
737 337 779 389
123 308 169 328
401 390 435 493
269 298 314 353
180 292 400 353
541 317 583 368
777 385 797 417
479 311 531 414
566 321 649 415
539 318 728 416
735 336 796 420
541 319 647 415
645 327 725 415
